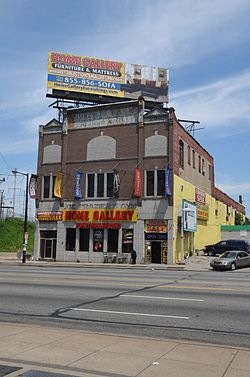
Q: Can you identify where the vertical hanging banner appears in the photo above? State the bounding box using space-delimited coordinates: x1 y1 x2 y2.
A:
75 171 83 199
134 168 141 197
165 164 172 196
54 172 63 198
113 170 120 197
29 174 37 199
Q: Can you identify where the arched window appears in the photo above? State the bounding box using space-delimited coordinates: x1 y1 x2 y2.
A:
87 135 116 160
145 135 167 156
43 144 61 163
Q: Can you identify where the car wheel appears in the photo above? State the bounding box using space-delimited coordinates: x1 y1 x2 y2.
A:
230 263 236 271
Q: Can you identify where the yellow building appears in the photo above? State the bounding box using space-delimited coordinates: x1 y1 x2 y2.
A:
171 108 245 263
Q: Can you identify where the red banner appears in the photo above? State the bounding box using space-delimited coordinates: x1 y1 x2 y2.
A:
134 168 141 197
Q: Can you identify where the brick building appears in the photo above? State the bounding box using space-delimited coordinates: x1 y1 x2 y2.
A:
34 98 245 263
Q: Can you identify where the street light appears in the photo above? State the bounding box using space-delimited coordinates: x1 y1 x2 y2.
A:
12 169 29 263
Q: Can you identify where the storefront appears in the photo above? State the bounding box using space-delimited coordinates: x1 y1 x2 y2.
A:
144 220 168 264
34 208 138 262
36 211 62 260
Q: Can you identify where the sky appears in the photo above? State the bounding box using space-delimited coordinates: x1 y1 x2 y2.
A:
0 0 250 219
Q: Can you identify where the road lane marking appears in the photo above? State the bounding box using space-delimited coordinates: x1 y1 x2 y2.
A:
70 308 189 320
159 285 233 291
120 294 204 302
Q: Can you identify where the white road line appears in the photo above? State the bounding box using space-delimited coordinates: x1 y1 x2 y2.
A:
120 294 204 302
70 308 189 320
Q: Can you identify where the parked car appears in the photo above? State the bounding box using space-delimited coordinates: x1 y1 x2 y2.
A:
210 250 250 271
203 239 250 256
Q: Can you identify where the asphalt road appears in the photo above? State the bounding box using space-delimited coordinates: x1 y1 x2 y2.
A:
0 265 250 348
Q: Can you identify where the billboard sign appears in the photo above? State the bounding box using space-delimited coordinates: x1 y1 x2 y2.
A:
182 200 197 232
47 52 169 102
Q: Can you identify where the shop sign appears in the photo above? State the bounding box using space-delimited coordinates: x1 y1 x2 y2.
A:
145 220 167 233
76 223 121 229
37 211 63 221
195 188 206 204
196 202 209 220
145 233 167 240
63 209 137 222
162 241 168 264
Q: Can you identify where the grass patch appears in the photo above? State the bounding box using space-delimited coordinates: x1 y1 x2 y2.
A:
0 218 35 252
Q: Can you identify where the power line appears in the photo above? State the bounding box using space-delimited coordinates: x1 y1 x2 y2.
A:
0 152 11 171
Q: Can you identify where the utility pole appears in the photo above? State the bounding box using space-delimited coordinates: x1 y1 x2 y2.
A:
0 190 3 219
11 170 29 263
12 169 17 217
0 177 6 219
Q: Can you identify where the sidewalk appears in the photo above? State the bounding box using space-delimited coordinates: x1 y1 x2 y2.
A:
0 252 211 271
0 322 250 377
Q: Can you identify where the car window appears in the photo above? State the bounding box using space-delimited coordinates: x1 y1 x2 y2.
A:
239 252 248 258
222 251 237 258
218 241 226 246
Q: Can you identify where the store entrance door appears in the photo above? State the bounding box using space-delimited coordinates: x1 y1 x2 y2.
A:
107 229 119 253
151 241 162 263
40 231 57 259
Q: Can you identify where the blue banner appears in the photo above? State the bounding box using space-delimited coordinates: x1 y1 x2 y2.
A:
75 171 83 199
47 74 121 90
165 165 172 197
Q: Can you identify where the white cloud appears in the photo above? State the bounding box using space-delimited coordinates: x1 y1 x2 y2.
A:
0 138 38 155
78 0 250 67
24 110 56 134
170 70 250 128
217 183 250 196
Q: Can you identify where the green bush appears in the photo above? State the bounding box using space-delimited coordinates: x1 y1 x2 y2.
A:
0 218 35 253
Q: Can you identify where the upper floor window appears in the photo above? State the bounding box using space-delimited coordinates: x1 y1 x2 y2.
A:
87 135 116 160
87 172 114 198
146 170 166 197
198 155 201 173
202 159 205 176
179 140 184 169
43 175 56 199
192 150 196 168
188 145 191 165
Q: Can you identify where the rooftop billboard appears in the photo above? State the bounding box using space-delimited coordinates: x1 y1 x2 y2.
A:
47 52 169 103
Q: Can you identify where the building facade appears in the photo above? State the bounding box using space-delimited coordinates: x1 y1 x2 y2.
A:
34 98 245 264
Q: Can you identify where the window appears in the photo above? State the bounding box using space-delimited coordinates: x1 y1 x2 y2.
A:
97 173 104 197
192 150 196 168
66 228 76 251
43 175 56 199
198 156 201 173
79 229 90 252
122 229 134 253
202 159 205 176
107 173 114 197
157 170 165 196
179 140 184 169
93 229 104 252
52 176 56 198
146 170 166 197
87 172 114 198
107 229 119 253
87 174 95 197
43 176 50 198
146 171 154 196
188 145 191 165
